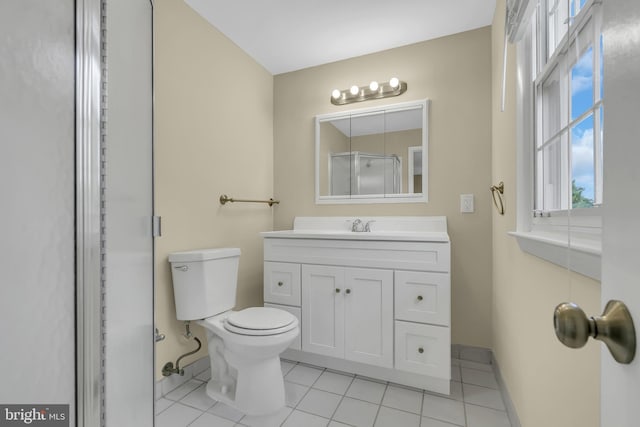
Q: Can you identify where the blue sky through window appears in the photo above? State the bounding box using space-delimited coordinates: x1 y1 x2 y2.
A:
571 114 594 203
570 45 595 204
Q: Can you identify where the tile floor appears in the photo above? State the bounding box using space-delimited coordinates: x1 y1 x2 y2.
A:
156 358 512 427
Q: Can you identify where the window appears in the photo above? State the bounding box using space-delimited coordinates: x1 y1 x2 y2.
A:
510 0 603 280
533 0 603 213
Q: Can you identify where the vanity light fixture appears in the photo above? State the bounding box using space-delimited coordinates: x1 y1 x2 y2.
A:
330 77 407 105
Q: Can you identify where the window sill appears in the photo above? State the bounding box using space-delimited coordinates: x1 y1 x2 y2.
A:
508 230 601 281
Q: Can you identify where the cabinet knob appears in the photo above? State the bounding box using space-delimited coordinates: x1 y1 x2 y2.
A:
277 281 284 287
346 289 351 294
335 288 341 293
417 295 423 301
418 347 424 354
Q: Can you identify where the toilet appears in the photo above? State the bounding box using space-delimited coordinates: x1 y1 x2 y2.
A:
168 248 299 416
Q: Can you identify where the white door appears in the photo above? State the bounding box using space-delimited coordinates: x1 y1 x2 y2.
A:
601 0 640 424
302 265 345 358
344 268 394 368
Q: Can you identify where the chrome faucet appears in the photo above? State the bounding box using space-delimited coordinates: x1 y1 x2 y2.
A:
351 218 364 232
364 220 375 232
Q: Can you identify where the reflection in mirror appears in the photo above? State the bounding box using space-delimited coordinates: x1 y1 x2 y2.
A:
316 100 428 204
408 146 422 193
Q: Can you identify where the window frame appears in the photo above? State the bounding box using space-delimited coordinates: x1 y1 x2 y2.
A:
510 0 602 281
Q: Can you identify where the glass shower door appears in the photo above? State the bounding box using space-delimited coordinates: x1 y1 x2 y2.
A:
0 1 76 423
104 0 154 425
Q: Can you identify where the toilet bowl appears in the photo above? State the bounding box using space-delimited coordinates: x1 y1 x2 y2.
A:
198 307 298 415
168 248 300 416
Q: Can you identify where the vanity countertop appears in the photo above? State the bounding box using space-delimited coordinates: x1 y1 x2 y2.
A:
261 229 449 242
261 216 449 243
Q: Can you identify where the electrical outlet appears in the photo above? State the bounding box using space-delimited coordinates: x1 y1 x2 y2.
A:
460 194 474 213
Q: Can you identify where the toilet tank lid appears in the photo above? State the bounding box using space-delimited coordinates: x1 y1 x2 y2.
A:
168 248 241 263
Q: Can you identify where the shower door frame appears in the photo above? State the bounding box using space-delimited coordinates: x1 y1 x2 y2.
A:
76 0 156 425
76 0 104 426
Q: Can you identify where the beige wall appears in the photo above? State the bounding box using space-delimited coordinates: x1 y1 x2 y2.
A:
274 28 494 349
490 1 601 425
154 0 273 380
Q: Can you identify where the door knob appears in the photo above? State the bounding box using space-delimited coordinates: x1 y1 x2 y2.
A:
553 300 636 364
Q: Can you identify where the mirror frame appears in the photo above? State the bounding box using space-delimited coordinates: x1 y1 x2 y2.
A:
315 99 429 204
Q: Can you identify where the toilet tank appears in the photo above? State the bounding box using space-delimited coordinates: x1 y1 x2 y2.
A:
168 248 240 320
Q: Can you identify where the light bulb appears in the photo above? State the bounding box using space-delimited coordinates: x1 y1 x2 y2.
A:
350 85 359 95
369 81 379 91
389 77 400 88
331 89 341 99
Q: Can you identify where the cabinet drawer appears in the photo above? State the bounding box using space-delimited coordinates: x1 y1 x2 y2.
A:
264 262 301 306
395 321 450 379
264 303 301 350
395 271 450 326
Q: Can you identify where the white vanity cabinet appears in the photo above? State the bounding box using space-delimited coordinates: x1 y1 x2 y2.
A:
262 216 451 394
302 265 394 368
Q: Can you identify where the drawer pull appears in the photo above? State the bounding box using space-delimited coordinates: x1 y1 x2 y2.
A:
418 347 424 354
346 289 351 294
417 295 423 301
335 288 341 293
277 281 284 287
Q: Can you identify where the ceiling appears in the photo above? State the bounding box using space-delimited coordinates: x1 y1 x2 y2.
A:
184 0 497 75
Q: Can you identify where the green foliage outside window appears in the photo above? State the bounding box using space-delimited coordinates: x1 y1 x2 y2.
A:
572 180 594 208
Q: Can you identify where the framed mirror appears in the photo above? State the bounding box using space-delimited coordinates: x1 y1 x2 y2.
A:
315 99 429 204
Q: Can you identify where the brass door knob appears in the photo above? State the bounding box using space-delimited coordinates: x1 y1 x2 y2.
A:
553 300 636 364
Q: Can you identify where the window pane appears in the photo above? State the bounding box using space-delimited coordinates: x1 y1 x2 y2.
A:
548 0 569 58
570 0 588 19
571 114 594 208
541 66 561 143
539 134 569 210
599 35 604 101
595 105 603 204
571 46 594 121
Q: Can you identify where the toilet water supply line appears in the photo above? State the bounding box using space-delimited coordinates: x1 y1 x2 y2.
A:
162 321 202 377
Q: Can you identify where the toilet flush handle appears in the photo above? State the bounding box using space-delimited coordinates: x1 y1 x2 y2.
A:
174 265 188 272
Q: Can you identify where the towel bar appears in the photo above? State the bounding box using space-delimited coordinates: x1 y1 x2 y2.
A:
219 194 280 207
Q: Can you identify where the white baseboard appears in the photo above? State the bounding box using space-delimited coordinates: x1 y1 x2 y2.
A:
490 351 522 427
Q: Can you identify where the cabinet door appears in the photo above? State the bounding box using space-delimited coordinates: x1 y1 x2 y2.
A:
301 265 344 358
344 268 394 368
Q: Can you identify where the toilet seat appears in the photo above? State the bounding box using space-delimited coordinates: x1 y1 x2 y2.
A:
224 307 297 336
